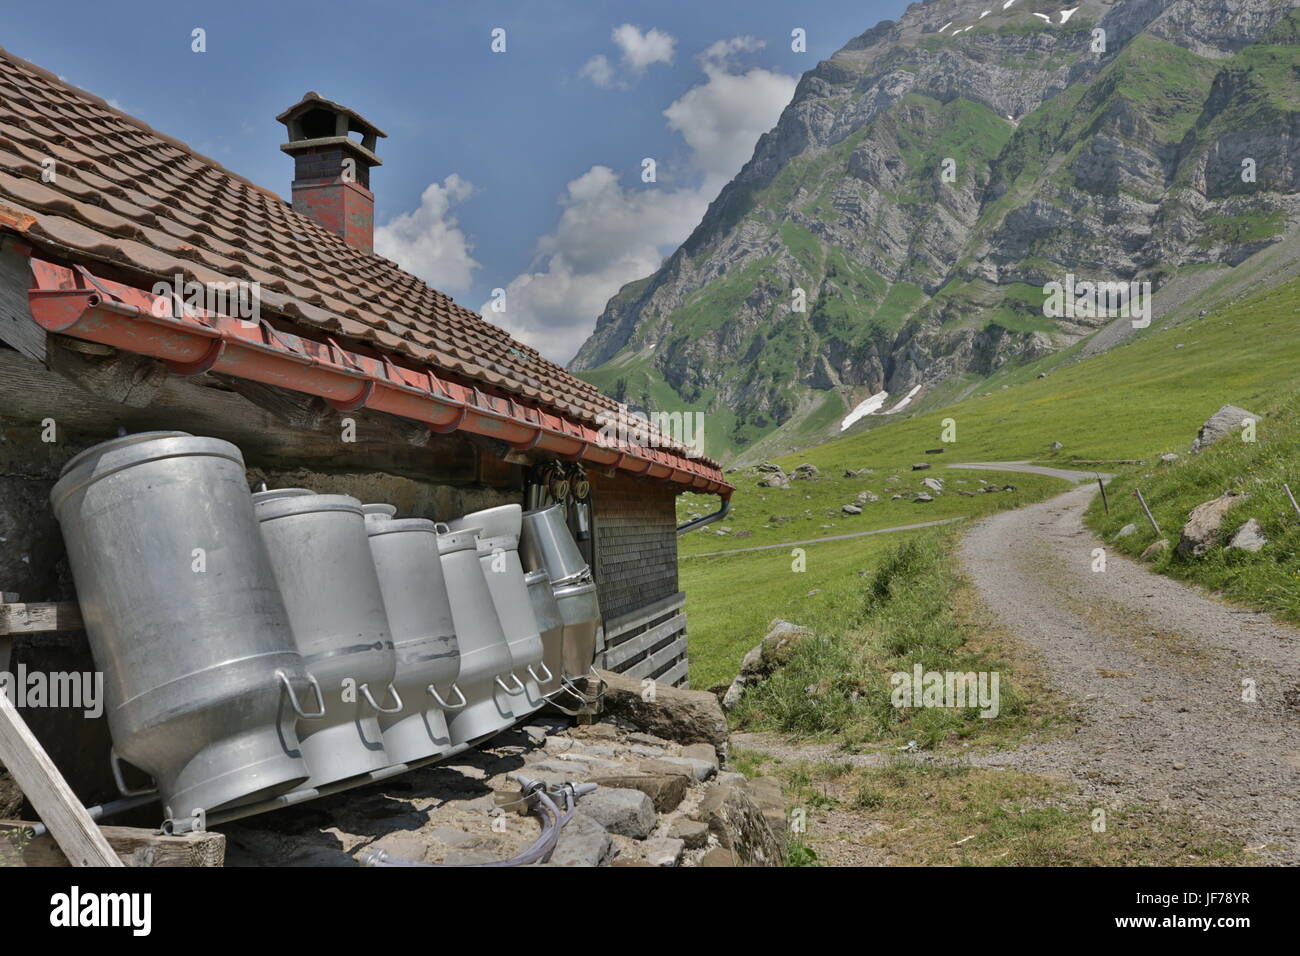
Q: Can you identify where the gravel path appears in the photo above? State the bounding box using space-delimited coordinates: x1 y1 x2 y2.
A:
959 484 1300 863
681 517 963 559
735 476 1300 864
947 461 1107 483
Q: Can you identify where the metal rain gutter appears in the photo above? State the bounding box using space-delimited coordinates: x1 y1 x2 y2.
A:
676 494 731 536
24 256 734 495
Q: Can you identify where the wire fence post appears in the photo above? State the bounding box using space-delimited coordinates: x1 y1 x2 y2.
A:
1134 488 1161 536
1097 475 1109 514
1284 483 1300 522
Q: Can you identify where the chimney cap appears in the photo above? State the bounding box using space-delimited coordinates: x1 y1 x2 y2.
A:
277 91 387 139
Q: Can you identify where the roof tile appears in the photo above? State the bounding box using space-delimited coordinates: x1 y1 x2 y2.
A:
0 46 718 471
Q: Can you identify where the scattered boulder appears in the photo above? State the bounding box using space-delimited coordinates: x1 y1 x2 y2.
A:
589 770 688 814
639 755 716 784
757 474 790 489
842 504 862 515
1140 539 1170 561
1050 441 1063 450
1160 453 1180 463
641 837 685 867
921 477 943 492
911 463 931 471
698 847 734 867
681 742 720 771
597 668 728 747
1114 523 1137 540
856 491 879 504
667 817 709 849
755 461 783 473
574 787 657 839
548 812 616 866
696 781 784 867
1192 405 1259 452
1177 492 1249 558
913 492 934 503
721 619 813 710
1227 518 1267 553
744 776 787 843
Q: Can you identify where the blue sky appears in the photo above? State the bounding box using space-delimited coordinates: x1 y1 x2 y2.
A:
3 0 908 361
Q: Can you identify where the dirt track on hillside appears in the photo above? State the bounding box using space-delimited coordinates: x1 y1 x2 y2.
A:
958 483 1300 864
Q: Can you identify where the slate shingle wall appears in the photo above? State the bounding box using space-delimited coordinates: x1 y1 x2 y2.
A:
590 471 679 622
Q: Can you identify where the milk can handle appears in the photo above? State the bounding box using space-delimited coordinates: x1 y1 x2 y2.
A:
527 661 554 684
361 682 404 715
109 748 157 797
545 693 587 717
428 682 468 711
277 671 326 719
434 522 452 534
495 673 526 695
585 666 608 705
557 677 590 705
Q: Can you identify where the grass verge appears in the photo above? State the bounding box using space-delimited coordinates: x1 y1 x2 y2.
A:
1085 391 1300 623
724 531 1074 752
766 759 1247 867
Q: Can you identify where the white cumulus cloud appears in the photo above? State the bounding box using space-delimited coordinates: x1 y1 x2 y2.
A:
581 24 677 88
374 174 479 293
664 42 796 182
612 24 676 72
579 54 616 89
484 166 710 361
491 38 797 362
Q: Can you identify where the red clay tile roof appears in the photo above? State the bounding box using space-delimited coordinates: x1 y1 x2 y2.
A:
0 46 721 474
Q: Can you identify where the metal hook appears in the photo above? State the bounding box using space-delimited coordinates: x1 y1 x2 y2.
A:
428 682 468 711
277 670 326 719
361 682 404 715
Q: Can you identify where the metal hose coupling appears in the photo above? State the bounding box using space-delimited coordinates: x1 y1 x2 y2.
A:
357 778 598 868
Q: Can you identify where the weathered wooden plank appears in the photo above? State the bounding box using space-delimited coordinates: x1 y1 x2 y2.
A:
0 243 44 362
0 350 483 485
47 335 169 408
604 590 685 640
0 689 122 866
0 821 224 867
0 601 84 635
657 658 689 689
603 613 686 671
624 633 688 682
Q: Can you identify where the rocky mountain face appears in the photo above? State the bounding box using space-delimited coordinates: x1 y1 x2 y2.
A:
570 0 1300 459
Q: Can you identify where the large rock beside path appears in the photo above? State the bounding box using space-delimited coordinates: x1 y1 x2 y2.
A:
1192 405 1259 452
1177 492 1248 558
597 668 728 747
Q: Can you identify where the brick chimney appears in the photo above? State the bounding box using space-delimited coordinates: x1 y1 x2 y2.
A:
277 92 386 253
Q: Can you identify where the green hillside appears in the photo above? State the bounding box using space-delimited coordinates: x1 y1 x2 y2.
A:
681 274 1300 686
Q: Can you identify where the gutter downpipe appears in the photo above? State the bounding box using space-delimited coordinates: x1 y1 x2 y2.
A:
676 494 731 536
